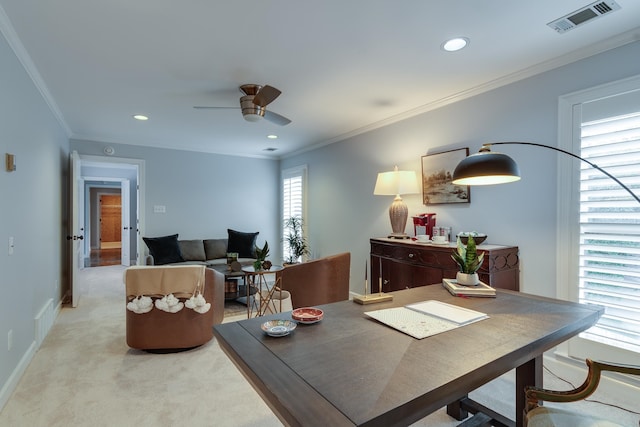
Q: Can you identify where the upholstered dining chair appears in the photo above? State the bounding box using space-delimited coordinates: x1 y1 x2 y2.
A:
277 252 351 309
524 359 640 427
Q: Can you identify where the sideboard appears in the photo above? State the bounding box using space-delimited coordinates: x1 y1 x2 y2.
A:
370 238 520 292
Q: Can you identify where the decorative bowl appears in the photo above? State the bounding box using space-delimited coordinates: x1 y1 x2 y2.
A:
261 319 297 337
292 307 324 323
457 232 487 245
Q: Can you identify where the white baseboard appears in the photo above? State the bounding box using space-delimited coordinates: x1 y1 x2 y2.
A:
0 341 37 412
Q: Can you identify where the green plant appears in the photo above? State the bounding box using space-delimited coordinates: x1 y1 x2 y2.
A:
283 216 310 264
451 235 485 274
253 241 270 270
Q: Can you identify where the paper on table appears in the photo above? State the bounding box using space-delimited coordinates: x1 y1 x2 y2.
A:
405 300 488 325
365 300 489 339
365 307 459 339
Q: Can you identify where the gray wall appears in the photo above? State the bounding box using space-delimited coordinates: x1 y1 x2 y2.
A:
69 140 281 261
282 40 640 298
0 32 69 405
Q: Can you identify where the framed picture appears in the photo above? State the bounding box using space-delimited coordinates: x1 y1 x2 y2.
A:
421 148 470 205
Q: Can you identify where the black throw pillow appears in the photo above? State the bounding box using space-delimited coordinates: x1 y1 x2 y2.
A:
227 229 259 258
143 234 184 265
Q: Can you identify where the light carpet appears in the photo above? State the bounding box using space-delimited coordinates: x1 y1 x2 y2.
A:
0 265 636 426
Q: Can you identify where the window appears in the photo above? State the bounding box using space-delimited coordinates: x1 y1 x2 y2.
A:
558 75 640 363
282 165 307 262
579 111 640 353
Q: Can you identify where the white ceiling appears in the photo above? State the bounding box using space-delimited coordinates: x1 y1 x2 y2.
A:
1 1 639 158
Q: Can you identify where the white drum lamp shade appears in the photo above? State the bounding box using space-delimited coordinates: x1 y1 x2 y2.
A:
374 166 419 239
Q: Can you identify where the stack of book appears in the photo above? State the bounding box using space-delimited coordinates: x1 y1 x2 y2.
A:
442 278 496 297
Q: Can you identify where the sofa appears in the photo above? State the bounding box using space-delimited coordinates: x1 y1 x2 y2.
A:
143 230 258 268
276 252 351 309
124 265 224 350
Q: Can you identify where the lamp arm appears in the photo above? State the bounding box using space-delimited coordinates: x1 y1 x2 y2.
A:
486 142 640 205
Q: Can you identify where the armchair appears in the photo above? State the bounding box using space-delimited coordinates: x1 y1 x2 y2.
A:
525 359 640 427
277 252 351 309
124 265 224 351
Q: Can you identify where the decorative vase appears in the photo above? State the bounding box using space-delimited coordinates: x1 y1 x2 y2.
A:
456 272 479 286
262 260 272 270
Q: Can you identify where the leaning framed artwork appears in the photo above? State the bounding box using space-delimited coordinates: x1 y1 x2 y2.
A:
421 148 470 205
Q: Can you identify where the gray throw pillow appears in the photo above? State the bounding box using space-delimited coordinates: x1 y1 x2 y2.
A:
142 234 184 265
178 240 206 261
204 238 228 260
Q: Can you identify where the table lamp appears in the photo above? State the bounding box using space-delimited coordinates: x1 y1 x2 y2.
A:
374 166 419 239
451 142 639 204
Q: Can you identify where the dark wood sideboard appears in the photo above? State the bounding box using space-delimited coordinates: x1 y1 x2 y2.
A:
370 238 520 292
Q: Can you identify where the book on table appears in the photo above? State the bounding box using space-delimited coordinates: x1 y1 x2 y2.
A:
365 300 489 339
442 278 496 297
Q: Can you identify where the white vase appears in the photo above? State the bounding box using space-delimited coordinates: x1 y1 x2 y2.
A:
456 272 479 286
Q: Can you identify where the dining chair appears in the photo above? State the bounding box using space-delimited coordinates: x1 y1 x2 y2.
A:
524 358 640 427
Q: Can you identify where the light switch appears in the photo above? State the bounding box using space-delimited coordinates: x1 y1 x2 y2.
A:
153 205 166 214
8 236 14 255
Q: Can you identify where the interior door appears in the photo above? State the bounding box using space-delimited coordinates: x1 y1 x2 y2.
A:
69 151 82 307
121 179 131 266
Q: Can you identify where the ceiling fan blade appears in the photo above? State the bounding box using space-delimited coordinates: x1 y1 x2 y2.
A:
193 106 238 109
253 85 281 107
264 110 291 126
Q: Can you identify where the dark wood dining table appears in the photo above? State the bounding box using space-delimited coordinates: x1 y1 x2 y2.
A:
213 285 603 427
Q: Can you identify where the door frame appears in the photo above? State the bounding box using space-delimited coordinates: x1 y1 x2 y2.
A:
77 154 145 266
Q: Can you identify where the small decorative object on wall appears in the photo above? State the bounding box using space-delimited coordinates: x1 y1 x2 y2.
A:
422 148 470 205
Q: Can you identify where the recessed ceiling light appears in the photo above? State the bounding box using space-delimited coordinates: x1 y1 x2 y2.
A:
133 114 149 121
441 37 469 52
267 134 278 139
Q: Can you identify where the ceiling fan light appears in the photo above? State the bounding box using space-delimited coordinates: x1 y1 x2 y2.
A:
243 113 262 122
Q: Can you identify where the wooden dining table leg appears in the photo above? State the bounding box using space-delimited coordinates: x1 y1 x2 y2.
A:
515 355 543 427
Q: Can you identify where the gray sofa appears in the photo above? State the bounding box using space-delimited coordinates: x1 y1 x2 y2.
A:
143 231 258 267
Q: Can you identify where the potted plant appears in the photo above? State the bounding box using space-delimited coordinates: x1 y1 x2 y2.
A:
254 241 271 270
283 216 310 264
451 235 484 285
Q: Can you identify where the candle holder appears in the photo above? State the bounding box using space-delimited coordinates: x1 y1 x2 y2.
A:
353 259 393 305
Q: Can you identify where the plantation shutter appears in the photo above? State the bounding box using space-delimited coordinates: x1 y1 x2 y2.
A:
578 111 640 353
282 166 307 261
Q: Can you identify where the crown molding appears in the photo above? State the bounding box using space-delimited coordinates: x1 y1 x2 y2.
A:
0 5 71 137
284 28 640 160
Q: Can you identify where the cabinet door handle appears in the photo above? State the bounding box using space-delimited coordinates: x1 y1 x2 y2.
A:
409 253 414 258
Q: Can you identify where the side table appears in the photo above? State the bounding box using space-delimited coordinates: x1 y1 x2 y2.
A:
242 265 284 317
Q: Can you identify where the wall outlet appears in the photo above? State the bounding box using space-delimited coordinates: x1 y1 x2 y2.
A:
8 329 13 351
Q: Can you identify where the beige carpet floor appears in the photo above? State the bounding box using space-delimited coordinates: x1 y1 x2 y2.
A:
0 265 637 426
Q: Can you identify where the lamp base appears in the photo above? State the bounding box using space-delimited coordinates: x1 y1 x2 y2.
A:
388 232 410 239
353 293 394 305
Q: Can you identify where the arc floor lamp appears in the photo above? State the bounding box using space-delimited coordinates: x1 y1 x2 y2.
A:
451 141 640 204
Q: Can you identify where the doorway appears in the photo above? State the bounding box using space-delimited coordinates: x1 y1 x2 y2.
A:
77 155 145 269
100 193 122 249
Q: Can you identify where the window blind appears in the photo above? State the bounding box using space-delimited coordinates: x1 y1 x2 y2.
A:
579 112 640 353
282 166 306 261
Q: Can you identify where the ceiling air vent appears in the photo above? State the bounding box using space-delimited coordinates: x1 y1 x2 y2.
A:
547 0 621 34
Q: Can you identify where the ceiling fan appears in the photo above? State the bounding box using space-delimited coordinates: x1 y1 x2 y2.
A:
194 84 291 126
